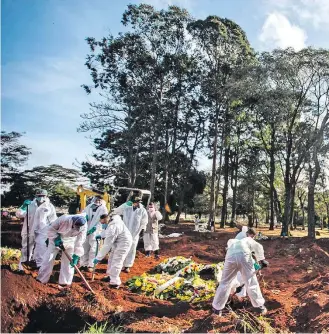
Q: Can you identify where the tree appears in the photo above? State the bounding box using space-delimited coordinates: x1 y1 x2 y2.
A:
1 164 81 207
188 16 254 228
81 4 206 213
1 131 31 184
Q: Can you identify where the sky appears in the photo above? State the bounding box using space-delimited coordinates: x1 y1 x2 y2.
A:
2 0 329 172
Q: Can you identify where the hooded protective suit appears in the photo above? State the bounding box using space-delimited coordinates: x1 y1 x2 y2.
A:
235 226 248 240
143 208 162 251
233 226 249 298
16 198 57 269
212 237 266 311
80 199 108 267
114 203 148 268
37 215 87 285
96 215 132 286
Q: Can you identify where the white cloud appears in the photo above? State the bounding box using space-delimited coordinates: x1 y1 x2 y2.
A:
264 0 329 30
259 12 307 50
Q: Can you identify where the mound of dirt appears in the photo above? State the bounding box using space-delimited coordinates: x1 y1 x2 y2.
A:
1 223 329 333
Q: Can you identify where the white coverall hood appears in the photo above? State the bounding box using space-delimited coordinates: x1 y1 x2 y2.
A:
235 226 248 240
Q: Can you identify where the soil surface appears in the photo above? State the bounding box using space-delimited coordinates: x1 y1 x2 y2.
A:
1 223 329 333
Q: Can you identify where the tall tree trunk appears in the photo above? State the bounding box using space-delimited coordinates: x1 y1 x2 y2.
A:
214 141 224 217
220 147 230 228
282 178 291 236
208 110 219 227
269 130 276 230
308 168 316 239
273 187 282 225
149 127 159 201
308 151 321 238
298 191 306 231
289 184 296 229
230 152 238 227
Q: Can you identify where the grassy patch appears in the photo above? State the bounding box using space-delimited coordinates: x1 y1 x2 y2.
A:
82 321 125 333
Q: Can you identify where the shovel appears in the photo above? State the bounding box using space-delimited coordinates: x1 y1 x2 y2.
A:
59 245 95 294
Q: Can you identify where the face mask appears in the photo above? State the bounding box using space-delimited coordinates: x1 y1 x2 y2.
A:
149 207 155 212
36 197 46 203
73 224 83 233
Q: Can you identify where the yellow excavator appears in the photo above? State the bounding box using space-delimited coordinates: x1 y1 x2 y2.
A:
74 185 152 213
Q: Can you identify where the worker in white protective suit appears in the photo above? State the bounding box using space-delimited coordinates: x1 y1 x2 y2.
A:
235 226 248 240
80 196 108 272
37 215 87 288
16 189 57 270
144 203 163 259
233 226 252 299
93 214 132 288
194 214 201 232
113 197 148 273
212 228 268 316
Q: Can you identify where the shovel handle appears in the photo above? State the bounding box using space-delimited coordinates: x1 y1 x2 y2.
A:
61 248 95 294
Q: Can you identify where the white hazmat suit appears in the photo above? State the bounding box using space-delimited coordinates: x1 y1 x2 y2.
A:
37 215 87 285
233 226 249 298
80 200 108 268
16 198 57 269
144 208 162 252
96 215 133 286
114 203 148 268
212 237 266 311
235 226 248 240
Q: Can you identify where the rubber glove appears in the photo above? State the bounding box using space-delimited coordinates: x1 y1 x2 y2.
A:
54 235 63 248
126 201 133 206
87 226 96 235
20 200 32 211
70 254 79 267
254 262 261 271
86 215 89 221
93 258 99 265
45 238 49 247
95 235 102 241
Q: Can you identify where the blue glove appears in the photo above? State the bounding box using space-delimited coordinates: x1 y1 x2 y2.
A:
54 235 63 248
20 200 32 211
70 254 79 267
93 258 99 265
95 235 102 241
87 226 96 235
86 215 89 221
254 262 261 271
126 201 133 206
45 238 49 247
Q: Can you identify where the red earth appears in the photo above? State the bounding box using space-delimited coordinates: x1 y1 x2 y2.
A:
1 223 329 333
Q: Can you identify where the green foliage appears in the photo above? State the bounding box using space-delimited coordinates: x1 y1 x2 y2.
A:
1 247 21 264
1 165 80 207
1 131 31 184
82 321 124 334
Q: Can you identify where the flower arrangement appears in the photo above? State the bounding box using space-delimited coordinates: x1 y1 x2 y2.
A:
155 256 192 274
180 262 204 279
1 247 21 263
127 257 224 304
127 273 172 295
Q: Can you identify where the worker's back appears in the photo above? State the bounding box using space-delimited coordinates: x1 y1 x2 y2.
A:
226 237 265 261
